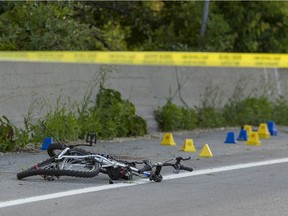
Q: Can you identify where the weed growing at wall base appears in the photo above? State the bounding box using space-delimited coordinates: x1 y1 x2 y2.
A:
0 87 147 152
223 96 273 126
0 116 15 152
271 96 288 125
155 95 287 132
154 100 197 131
1 90 288 152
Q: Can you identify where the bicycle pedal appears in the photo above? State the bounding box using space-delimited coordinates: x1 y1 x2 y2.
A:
43 175 55 181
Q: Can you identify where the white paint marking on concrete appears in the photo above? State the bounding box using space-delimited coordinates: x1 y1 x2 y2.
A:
0 181 148 209
2 157 288 209
164 157 288 180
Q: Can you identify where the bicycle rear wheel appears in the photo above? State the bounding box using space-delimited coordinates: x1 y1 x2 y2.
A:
17 152 100 180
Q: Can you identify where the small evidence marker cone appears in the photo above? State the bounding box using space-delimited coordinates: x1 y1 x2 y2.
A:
246 131 261 146
181 139 196 152
41 137 53 150
237 129 248 141
199 144 213 158
257 123 270 139
161 133 176 146
267 120 277 136
243 125 252 137
224 131 237 144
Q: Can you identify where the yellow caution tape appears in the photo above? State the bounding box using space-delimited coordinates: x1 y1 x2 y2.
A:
0 51 287 68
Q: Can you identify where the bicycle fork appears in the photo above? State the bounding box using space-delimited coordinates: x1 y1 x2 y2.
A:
149 163 163 182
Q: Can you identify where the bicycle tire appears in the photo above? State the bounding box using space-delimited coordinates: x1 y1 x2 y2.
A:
17 167 100 180
47 143 93 157
17 153 100 180
17 157 56 180
47 143 65 157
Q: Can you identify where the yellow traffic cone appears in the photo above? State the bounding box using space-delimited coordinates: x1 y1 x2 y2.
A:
181 139 196 152
199 144 213 158
246 131 261 146
244 125 252 137
257 123 270 139
161 133 176 146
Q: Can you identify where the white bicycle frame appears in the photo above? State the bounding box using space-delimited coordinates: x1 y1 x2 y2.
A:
56 147 139 173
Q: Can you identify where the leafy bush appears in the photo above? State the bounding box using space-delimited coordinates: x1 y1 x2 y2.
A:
222 101 239 127
181 108 197 130
94 86 147 139
4 85 288 152
223 96 273 126
155 95 280 131
29 87 147 141
126 115 147 136
154 100 183 131
195 106 226 128
0 85 148 152
77 108 103 139
0 116 15 152
194 82 226 128
154 100 197 131
271 95 288 125
30 102 80 143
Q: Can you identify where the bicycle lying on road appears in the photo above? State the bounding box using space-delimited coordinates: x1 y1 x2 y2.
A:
17 124 193 183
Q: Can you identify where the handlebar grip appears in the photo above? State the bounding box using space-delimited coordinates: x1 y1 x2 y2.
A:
180 165 193 172
138 165 152 174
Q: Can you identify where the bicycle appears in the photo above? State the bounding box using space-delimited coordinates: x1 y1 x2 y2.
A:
17 145 193 182
16 123 193 183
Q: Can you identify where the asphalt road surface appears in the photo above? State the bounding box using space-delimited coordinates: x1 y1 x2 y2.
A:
1 127 288 216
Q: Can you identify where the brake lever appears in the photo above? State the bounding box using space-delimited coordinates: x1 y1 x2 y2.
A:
175 156 191 163
142 160 151 165
173 156 191 173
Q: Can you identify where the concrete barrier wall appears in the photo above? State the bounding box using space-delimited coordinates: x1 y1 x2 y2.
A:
0 61 287 132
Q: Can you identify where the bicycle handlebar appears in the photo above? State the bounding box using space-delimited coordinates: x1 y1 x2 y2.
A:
137 157 193 174
178 164 193 172
175 156 191 163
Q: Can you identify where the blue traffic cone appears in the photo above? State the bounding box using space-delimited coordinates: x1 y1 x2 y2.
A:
267 121 277 136
224 131 237 144
41 137 53 150
237 129 248 141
